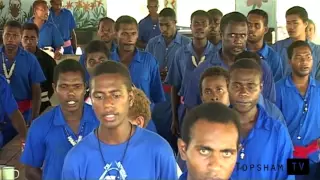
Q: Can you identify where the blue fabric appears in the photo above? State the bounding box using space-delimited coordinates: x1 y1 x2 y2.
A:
231 105 294 180
250 42 284 82
110 49 165 104
0 47 46 122
61 127 177 179
146 33 191 70
183 50 276 110
20 104 99 180
0 74 19 148
271 38 320 79
258 94 287 126
138 15 161 44
48 8 76 54
276 75 320 147
165 41 216 95
28 18 64 50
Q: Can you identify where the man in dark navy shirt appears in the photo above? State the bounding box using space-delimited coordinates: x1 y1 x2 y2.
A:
178 102 241 180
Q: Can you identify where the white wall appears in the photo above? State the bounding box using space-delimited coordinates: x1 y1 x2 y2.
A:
107 0 165 22
176 0 235 27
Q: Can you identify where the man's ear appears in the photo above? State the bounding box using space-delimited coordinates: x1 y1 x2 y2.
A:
52 83 56 93
131 116 145 128
178 138 188 161
129 91 134 107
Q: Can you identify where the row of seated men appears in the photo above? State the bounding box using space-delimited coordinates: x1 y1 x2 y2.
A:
0 1 320 180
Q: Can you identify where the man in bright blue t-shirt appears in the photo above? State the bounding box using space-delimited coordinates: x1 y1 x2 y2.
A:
62 61 177 179
20 60 99 180
0 75 27 148
178 102 241 180
228 59 294 180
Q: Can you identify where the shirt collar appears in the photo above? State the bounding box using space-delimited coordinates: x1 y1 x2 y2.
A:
186 41 213 56
113 48 142 63
284 75 316 88
53 104 96 126
0 46 26 56
256 42 269 59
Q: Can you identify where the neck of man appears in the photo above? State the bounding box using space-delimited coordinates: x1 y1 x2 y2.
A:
105 41 113 51
164 31 176 45
98 121 135 144
26 46 37 54
150 13 158 20
54 9 61 16
238 106 258 138
118 47 134 63
62 106 83 123
221 47 237 67
4 47 18 61
33 17 45 28
292 73 309 87
247 39 264 52
208 36 221 45
192 38 207 54
291 34 307 42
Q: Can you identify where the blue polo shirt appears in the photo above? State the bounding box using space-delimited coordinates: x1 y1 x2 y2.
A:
250 42 284 82
179 172 231 180
61 127 177 179
231 105 294 180
146 33 191 70
48 8 76 54
138 15 161 44
79 41 117 83
20 104 99 180
28 18 64 50
0 75 18 147
0 74 18 122
183 50 276 107
110 49 165 104
276 75 320 147
271 38 320 78
0 47 46 121
165 41 216 95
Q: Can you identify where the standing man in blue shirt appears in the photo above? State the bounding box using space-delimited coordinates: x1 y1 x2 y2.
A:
0 74 27 148
110 15 165 132
21 59 99 180
146 7 190 152
61 61 177 179
207 9 223 51
137 0 161 49
1 20 46 124
247 9 284 82
272 6 320 78
49 0 77 54
29 0 64 60
228 59 294 180
276 41 320 180
166 10 213 137
79 17 116 82
178 102 241 180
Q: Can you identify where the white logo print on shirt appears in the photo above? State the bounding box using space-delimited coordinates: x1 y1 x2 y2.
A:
99 161 127 180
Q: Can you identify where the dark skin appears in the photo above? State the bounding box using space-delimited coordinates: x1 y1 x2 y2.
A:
9 110 27 142
90 73 135 144
116 23 138 67
25 71 85 180
221 22 248 67
247 14 268 52
2 26 42 122
178 119 239 180
228 69 262 137
50 0 77 52
171 15 210 136
208 14 222 45
97 19 115 51
290 46 313 96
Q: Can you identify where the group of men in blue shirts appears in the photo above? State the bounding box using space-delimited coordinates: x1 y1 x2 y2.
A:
1 0 320 179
